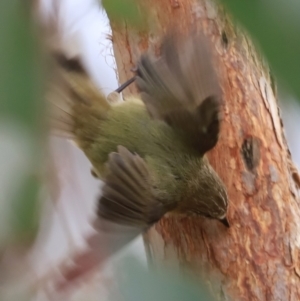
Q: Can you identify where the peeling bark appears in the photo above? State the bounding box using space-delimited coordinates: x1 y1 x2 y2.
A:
108 0 300 300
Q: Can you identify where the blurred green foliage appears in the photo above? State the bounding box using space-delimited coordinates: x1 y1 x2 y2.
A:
12 175 40 242
220 0 300 102
115 256 217 301
0 0 43 130
102 0 147 29
0 0 42 246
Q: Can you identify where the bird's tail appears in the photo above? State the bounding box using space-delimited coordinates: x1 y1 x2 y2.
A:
38 3 111 146
46 53 111 147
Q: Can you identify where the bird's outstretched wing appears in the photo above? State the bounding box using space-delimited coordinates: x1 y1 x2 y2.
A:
98 145 171 228
136 31 222 155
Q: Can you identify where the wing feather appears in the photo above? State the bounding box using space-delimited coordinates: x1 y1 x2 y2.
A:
136 31 223 155
98 146 171 228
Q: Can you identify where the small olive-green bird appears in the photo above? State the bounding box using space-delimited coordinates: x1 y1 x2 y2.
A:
47 30 229 287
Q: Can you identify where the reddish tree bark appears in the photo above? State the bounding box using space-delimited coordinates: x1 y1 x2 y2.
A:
108 0 300 300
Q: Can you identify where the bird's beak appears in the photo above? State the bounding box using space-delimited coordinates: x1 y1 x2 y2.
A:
219 216 230 228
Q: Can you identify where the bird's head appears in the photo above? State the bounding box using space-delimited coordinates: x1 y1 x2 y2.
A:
181 157 229 227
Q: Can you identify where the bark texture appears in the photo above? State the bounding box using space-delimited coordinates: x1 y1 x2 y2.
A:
108 1 300 300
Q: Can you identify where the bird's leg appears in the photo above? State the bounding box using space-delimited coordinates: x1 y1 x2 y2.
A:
114 76 136 93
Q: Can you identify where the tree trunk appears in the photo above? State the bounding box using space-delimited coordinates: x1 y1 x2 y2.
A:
108 0 300 300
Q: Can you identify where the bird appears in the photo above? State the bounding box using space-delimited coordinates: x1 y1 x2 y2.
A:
46 29 229 289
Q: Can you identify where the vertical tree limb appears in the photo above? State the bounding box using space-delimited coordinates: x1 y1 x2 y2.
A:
108 0 300 300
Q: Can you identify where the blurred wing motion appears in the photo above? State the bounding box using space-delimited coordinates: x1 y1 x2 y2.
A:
99 145 169 227
56 146 170 291
37 2 167 293
46 52 111 144
39 5 111 141
136 32 222 155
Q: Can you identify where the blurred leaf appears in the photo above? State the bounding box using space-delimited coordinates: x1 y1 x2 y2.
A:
102 0 147 29
0 0 44 130
115 256 217 301
0 1 43 245
0 123 40 247
12 175 40 242
219 0 300 101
